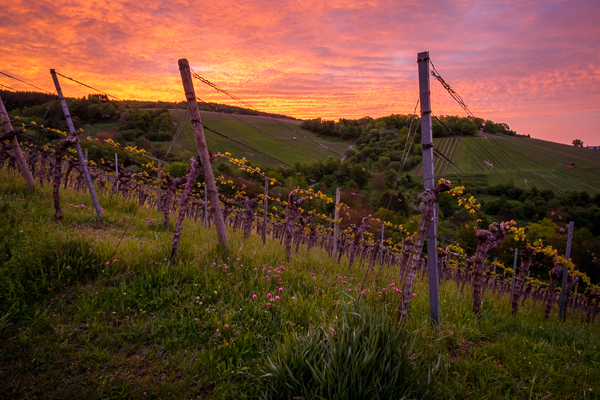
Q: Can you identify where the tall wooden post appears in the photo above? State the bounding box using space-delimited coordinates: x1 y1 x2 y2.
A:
510 249 518 301
50 70 102 218
156 160 162 210
0 96 35 191
559 221 574 320
115 153 119 191
418 51 440 325
333 187 341 259
179 59 229 250
262 177 268 245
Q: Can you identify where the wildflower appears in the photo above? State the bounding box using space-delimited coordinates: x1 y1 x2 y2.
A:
348 289 352 292
412 293 416 297
195 318 199 322
214 291 218 295
278 287 283 292
224 324 229 328
216 329 220 332
267 293 272 298
164 258 167 261
113 259 118 262
291 297 296 300
196 296 200 300
275 296 280 301
252 294 257 300
311 273 314 276
338 276 342 280
378 291 382 295
123 292 126 295
106 261 110 265
267 303 271 306
342 281 346 284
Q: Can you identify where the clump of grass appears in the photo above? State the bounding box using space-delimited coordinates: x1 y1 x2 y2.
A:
260 299 415 399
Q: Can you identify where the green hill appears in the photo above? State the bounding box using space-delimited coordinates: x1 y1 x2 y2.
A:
414 134 600 194
165 110 350 168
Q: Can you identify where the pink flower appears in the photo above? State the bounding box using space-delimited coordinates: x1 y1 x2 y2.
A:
267 293 272 298
291 296 296 300
342 281 346 284
216 329 220 332
338 276 342 280
224 324 229 328
195 318 199 322
252 294 257 300
113 259 118 262
275 296 280 301
412 293 416 297
311 273 314 276
163 258 167 261
348 289 352 292
106 261 110 265
267 303 271 306
278 288 283 292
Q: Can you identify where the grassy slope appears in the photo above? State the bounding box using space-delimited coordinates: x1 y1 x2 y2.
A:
413 135 600 194
1 173 599 399
167 110 350 168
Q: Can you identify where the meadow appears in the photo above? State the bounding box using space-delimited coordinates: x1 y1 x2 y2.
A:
0 171 599 399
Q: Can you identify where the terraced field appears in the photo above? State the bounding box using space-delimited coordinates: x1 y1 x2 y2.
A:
413 134 600 194
167 110 349 168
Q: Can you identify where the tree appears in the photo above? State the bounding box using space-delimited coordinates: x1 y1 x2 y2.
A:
572 139 584 147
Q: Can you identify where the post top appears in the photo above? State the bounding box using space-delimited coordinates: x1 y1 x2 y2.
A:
178 58 190 67
417 51 430 61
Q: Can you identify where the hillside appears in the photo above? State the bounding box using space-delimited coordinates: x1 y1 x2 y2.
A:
413 134 600 194
166 110 350 168
0 173 599 399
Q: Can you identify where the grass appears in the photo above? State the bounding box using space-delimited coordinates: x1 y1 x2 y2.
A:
0 171 599 399
168 110 350 167
413 134 600 194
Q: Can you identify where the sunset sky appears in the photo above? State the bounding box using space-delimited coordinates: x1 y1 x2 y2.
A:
1 0 599 145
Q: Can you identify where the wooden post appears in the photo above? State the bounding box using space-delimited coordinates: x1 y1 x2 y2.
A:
510 249 518 301
262 177 268 245
559 221 574 320
179 59 229 250
0 96 35 191
333 187 341 259
156 160 162 210
115 153 119 191
380 223 385 264
418 51 440 325
50 70 102 218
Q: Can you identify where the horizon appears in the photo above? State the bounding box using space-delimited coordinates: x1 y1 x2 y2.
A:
1 0 599 146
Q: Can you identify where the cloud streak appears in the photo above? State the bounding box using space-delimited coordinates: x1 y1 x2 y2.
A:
1 0 599 144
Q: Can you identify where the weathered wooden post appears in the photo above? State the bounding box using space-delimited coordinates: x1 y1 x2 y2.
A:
333 187 341 259
50 70 102 218
204 185 208 228
115 153 119 191
157 160 163 211
510 249 518 302
0 95 35 191
178 59 229 250
559 221 574 320
418 51 440 325
262 177 268 245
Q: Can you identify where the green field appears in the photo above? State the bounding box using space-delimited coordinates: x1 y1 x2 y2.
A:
166 110 350 168
414 135 600 194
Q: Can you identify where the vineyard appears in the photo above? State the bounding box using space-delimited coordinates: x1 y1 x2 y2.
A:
1 63 600 399
414 135 600 194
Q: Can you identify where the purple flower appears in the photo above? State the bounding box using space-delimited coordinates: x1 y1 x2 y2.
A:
275 296 280 301
278 287 283 292
267 293 272 298
252 294 257 300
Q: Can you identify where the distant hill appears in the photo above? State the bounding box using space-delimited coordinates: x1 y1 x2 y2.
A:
163 110 351 168
413 134 600 194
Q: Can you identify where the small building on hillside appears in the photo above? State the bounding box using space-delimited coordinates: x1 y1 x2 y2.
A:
565 163 575 168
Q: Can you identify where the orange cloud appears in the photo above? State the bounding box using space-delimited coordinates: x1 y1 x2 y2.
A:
1 0 599 144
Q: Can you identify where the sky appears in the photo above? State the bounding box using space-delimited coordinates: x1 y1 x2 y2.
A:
1 0 599 145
